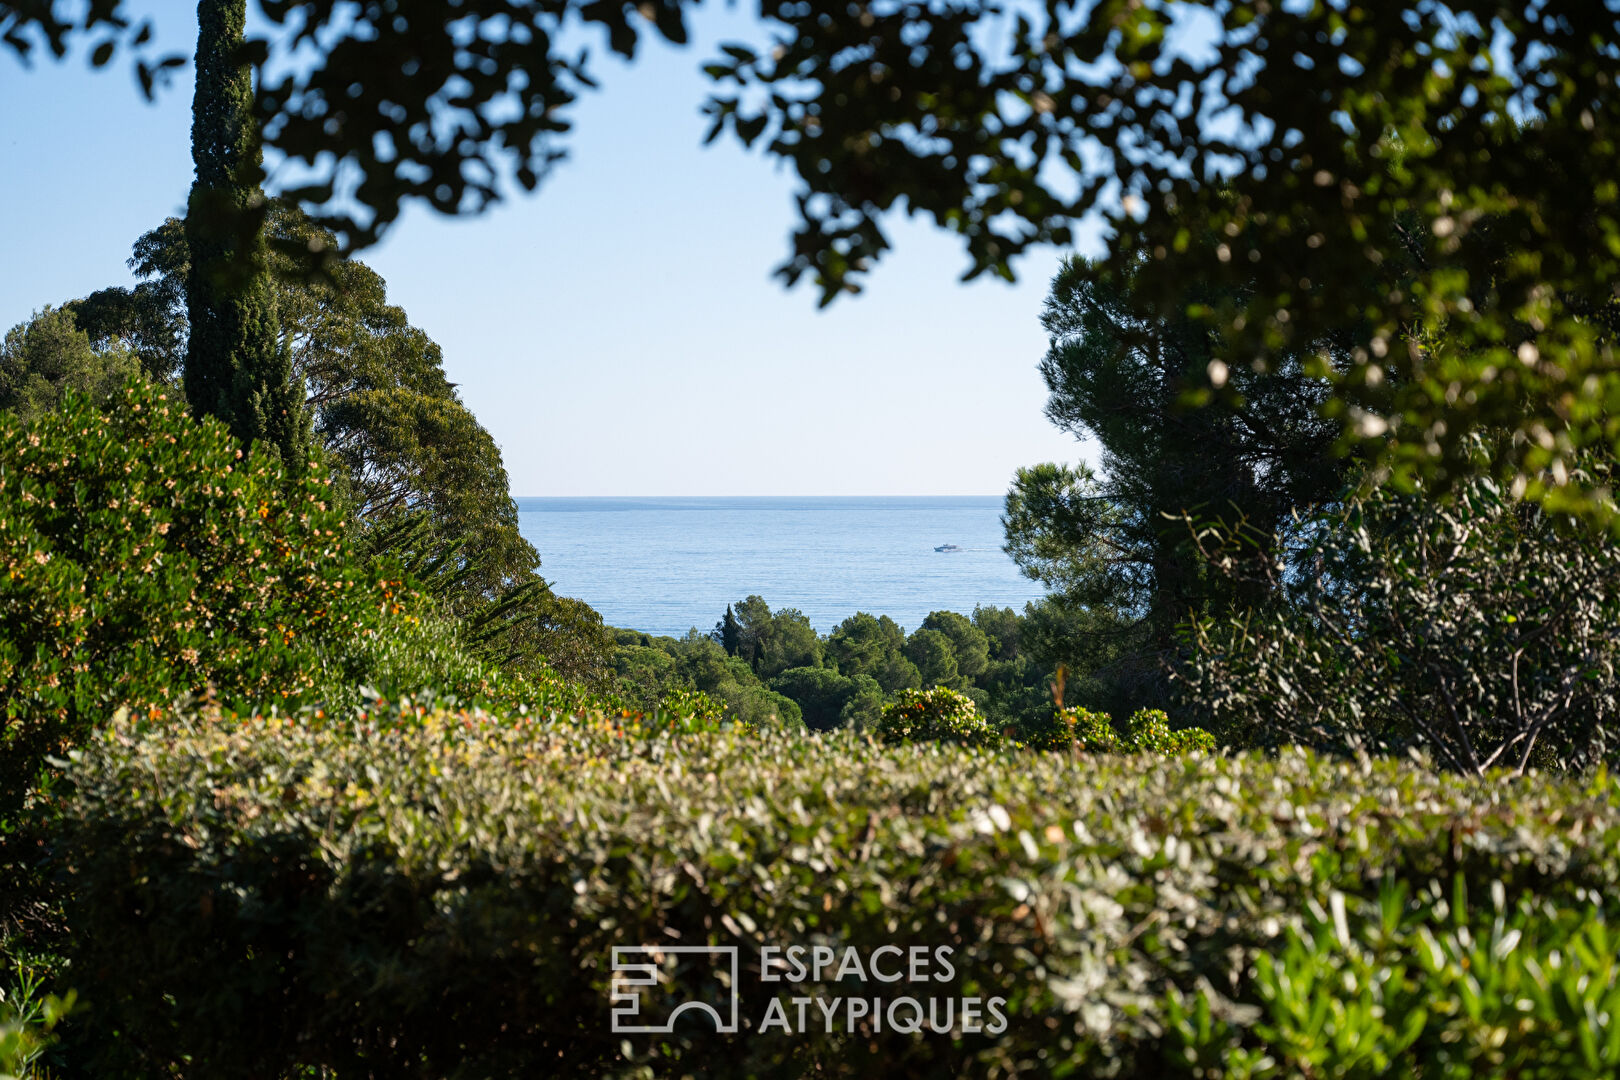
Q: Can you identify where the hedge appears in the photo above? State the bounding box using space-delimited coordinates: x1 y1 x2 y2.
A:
49 706 1620 1078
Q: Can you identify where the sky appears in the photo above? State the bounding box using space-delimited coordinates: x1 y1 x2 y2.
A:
0 3 1101 496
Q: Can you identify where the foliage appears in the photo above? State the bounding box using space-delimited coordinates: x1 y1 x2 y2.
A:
1062 706 1123 754
1025 706 1214 757
1167 882 1620 1079
488 589 614 687
711 680 803 733
361 512 609 688
12 1 1620 514
731 595 822 680
767 666 855 733
1010 594 1148 721
972 605 1020 664
183 0 307 463
83 207 607 683
0 961 72 1080
1004 257 1351 714
837 674 885 732
825 611 916 693
1183 463 1620 776
611 629 803 732
875 686 999 748
0 379 518 817
71 273 185 382
1010 257 1346 633
919 611 990 684
706 3 1620 521
0 307 141 424
49 715 1620 1077
647 599 1132 741
712 603 741 656
108 207 543 615
902 627 959 691
1122 709 1215 755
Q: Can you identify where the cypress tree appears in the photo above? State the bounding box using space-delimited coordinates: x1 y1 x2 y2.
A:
184 0 307 462
714 604 742 656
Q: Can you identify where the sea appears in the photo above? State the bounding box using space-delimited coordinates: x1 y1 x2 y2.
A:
514 496 1047 637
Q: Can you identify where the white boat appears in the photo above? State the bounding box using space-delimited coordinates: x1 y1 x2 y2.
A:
934 543 961 552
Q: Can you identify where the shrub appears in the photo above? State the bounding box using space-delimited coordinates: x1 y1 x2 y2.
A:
1165 726 1216 754
875 685 999 747
0 382 394 814
1183 465 1620 775
0 380 584 816
1033 706 1213 755
1166 882 1620 1078
50 714 1620 1078
1069 705 1125 751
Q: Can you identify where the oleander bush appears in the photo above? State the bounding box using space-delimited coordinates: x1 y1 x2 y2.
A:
48 709 1620 1078
876 685 999 746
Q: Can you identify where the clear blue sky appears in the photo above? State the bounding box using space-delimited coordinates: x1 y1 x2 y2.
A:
0 4 1101 496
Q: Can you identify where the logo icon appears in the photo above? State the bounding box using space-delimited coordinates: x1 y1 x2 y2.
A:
611 946 740 1034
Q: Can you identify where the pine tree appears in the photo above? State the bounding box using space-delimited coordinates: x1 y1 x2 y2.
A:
1004 256 1353 711
183 0 307 462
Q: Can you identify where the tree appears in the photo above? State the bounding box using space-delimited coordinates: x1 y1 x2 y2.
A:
825 612 907 680
731 596 822 680
966 605 1053 732
1017 596 1143 720
182 0 306 462
712 604 741 657
1003 256 1350 704
70 282 184 383
919 611 990 684
11 2 1616 513
904 628 959 690
872 653 922 696
837 674 886 732
0 307 139 423
768 666 855 733
608 627 803 730
86 207 540 614
972 606 1021 665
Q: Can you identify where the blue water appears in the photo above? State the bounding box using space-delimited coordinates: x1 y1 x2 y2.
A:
514 496 1045 636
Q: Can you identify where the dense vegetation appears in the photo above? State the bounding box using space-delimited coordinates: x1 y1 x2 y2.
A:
608 597 1099 740
46 709 1620 1078
4 0 1620 1075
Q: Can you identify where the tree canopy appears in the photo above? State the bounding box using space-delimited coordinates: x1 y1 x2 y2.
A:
1004 255 1350 685
0 306 140 423
91 206 540 611
8 1 1616 514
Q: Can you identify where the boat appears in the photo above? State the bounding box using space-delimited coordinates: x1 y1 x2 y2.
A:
934 543 961 552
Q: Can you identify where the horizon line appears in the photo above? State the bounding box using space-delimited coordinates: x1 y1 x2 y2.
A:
512 493 1009 499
